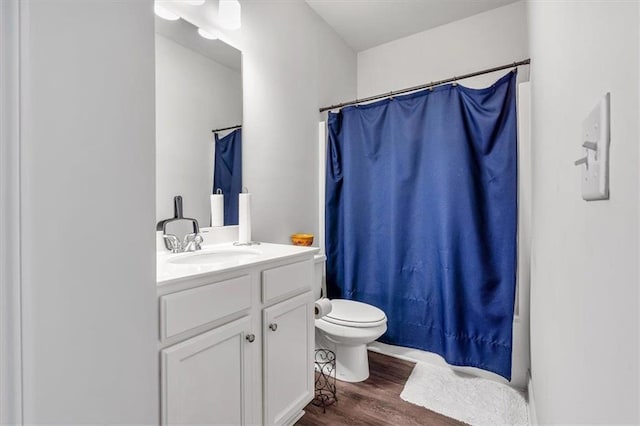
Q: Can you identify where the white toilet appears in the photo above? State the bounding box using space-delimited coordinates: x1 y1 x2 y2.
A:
313 255 387 383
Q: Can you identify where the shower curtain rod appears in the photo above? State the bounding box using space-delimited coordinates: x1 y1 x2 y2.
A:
319 58 530 113
211 124 242 133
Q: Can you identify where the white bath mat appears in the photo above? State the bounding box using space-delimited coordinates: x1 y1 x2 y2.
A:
400 362 528 426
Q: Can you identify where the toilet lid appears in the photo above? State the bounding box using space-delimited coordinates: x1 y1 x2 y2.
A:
323 299 387 328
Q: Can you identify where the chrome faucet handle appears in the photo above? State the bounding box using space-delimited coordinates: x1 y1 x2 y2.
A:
182 233 203 252
193 234 203 250
182 233 195 248
163 234 182 253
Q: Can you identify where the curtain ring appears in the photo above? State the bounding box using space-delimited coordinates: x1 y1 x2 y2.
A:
389 91 394 100
452 76 458 87
428 82 434 92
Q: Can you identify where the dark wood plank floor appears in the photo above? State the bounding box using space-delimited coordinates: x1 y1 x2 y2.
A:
296 351 466 426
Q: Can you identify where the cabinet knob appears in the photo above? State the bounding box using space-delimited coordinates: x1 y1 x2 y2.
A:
245 333 255 343
268 323 278 332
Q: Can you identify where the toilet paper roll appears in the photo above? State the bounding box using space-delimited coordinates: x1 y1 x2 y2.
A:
210 192 224 227
238 192 251 243
314 298 333 319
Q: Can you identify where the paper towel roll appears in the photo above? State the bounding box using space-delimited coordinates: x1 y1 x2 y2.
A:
238 192 251 243
210 191 224 227
314 298 333 319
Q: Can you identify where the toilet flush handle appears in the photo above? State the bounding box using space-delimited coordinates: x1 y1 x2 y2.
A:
269 323 278 332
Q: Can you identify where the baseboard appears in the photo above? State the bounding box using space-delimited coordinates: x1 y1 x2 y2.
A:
527 372 538 426
284 410 305 426
368 341 511 385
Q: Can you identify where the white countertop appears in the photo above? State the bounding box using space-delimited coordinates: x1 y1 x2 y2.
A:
157 242 320 286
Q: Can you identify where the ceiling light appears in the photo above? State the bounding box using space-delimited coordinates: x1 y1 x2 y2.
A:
154 3 180 21
198 28 219 40
218 0 241 30
185 0 206 5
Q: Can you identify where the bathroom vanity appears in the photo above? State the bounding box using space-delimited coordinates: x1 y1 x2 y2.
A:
154 10 319 424
157 242 319 425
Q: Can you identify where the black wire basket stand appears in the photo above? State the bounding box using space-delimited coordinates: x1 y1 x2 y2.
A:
312 348 337 412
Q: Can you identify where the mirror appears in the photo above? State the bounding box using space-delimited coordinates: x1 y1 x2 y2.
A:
155 15 242 232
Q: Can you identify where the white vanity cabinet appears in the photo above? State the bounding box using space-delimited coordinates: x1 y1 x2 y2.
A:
161 316 253 425
263 292 314 425
157 248 316 426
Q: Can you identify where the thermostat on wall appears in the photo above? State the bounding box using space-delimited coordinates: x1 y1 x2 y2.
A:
574 93 610 201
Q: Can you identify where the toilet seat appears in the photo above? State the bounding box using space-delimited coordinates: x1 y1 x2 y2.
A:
322 299 387 328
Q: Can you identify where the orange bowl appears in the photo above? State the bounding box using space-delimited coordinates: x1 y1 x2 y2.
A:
291 233 314 246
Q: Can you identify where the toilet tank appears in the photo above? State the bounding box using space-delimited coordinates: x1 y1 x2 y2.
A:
313 254 326 300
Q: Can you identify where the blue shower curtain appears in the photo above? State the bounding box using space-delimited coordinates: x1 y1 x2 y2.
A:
325 72 518 379
214 128 242 225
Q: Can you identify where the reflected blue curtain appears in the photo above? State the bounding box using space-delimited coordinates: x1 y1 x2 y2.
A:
325 72 518 379
214 128 242 225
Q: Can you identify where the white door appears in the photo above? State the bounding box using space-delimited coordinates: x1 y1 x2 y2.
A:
161 316 254 425
263 292 314 425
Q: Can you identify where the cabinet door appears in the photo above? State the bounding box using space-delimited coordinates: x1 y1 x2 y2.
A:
161 316 254 425
263 292 314 425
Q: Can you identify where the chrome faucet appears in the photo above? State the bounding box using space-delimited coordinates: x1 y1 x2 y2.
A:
163 232 203 253
182 232 204 252
158 196 204 253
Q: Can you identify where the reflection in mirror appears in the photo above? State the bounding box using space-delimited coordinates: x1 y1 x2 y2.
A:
213 125 242 226
155 15 242 235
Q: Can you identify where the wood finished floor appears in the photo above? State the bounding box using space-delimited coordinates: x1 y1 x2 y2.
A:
296 351 465 426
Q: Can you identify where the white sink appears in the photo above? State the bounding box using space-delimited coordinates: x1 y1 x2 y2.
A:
168 248 262 265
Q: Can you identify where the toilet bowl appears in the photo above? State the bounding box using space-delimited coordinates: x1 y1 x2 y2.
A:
313 254 388 383
315 299 387 382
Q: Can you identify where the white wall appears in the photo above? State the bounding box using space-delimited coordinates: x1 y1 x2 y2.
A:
357 1 528 97
528 1 640 424
0 1 23 423
354 1 530 389
219 0 357 244
155 34 242 225
19 0 158 423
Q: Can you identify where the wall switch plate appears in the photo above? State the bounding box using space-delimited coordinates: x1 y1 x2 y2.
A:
576 93 610 201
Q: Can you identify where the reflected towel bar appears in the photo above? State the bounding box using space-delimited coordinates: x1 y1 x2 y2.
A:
212 124 242 133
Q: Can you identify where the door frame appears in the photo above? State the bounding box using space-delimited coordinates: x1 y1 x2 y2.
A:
0 0 23 423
